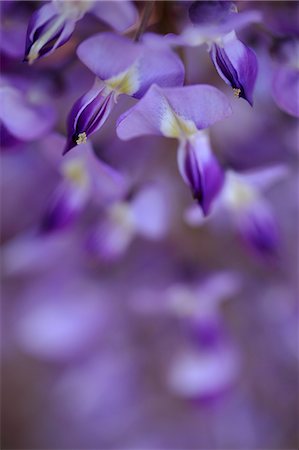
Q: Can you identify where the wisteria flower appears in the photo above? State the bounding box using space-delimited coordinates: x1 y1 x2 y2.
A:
40 134 127 233
186 165 287 259
271 41 299 118
64 32 185 154
166 1 260 105
24 0 137 64
87 182 171 262
0 78 56 147
130 272 241 400
117 83 231 215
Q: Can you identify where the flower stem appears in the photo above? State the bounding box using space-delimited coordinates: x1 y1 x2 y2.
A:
134 1 155 42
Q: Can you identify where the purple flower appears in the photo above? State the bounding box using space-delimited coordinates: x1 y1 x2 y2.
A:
41 135 127 233
24 0 137 64
117 84 231 215
186 165 286 260
0 80 56 146
209 31 258 106
166 3 260 105
87 183 171 262
177 133 224 215
272 64 299 117
64 32 185 154
271 42 299 118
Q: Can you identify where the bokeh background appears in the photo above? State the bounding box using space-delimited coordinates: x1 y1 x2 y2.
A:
1 1 298 449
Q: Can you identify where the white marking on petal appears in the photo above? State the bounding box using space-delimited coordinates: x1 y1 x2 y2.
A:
27 14 66 64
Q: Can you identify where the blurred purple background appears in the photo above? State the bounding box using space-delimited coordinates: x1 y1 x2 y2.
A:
1 1 298 449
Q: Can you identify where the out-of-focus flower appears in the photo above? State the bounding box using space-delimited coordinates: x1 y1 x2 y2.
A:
87 182 171 262
0 78 56 147
117 84 231 215
24 0 137 64
64 32 185 154
166 1 260 105
40 135 126 233
130 272 241 400
271 41 299 118
186 165 287 259
13 272 110 362
166 342 239 400
131 271 240 323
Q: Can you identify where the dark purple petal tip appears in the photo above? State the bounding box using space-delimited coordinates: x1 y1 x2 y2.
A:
63 82 115 155
210 37 258 106
178 134 224 216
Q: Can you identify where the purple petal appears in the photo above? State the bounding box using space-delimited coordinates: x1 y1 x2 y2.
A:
132 44 185 99
86 212 134 262
91 1 137 32
177 133 225 215
63 80 116 154
77 33 184 98
63 142 129 204
40 181 88 233
236 202 280 259
117 84 232 140
0 85 56 141
130 185 170 239
77 32 142 81
24 2 76 63
210 33 258 105
189 1 236 26
272 64 299 118
189 2 261 35
167 345 239 400
0 23 27 59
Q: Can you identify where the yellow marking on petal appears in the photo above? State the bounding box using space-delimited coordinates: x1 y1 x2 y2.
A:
224 174 257 210
61 158 89 188
105 63 140 96
109 202 136 232
76 132 87 145
160 101 198 139
233 88 241 98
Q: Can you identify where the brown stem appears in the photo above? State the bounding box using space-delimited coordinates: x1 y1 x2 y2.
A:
134 1 155 42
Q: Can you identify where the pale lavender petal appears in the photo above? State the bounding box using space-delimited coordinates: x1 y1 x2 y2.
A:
167 346 239 399
210 33 258 106
237 165 289 192
77 32 184 98
272 64 299 118
131 185 170 239
14 278 107 361
117 84 232 140
177 133 224 215
91 1 137 32
132 46 185 99
86 217 134 262
77 32 141 81
0 86 56 141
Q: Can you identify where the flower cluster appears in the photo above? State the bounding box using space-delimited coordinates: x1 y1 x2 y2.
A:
1 1 298 448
